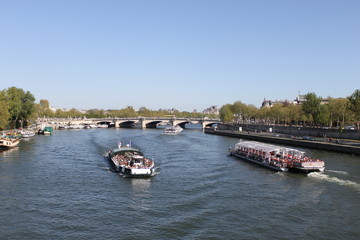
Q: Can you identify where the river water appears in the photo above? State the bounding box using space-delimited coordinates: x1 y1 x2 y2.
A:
1 128 359 240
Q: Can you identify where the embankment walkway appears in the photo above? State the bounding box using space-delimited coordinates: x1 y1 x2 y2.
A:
205 128 360 155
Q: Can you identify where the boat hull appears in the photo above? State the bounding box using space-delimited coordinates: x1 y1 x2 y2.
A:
230 152 288 172
108 157 156 177
0 139 20 149
289 166 325 173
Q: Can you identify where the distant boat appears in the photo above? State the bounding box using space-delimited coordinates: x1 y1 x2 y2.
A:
162 125 183 135
68 124 84 129
38 126 53 135
107 142 156 177
21 131 36 138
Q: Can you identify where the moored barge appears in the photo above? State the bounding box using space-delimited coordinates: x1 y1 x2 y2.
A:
0 138 20 149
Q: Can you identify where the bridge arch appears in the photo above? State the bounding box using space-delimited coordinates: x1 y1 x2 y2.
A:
145 120 163 128
96 121 113 127
118 120 137 128
177 121 190 129
203 122 217 128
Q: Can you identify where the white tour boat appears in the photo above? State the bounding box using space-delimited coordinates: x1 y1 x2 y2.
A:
107 142 156 177
21 131 36 138
162 125 183 135
229 140 325 173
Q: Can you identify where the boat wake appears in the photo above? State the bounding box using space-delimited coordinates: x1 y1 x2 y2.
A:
308 172 360 191
325 170 349 175
98 166 114 173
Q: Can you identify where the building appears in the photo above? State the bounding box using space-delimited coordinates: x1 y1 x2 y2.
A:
261 94 332 108
203 106 219 115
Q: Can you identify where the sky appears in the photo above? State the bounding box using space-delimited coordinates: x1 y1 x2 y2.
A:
1 0 359 112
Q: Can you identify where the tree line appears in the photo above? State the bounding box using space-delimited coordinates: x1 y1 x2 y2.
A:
0 86 217 130
219 90 360 129
2 86 359 130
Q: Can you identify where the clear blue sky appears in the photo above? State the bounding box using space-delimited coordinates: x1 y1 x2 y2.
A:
1 0 359 112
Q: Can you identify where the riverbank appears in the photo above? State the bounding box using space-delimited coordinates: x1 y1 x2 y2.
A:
205 128 360 155
220 123 360 140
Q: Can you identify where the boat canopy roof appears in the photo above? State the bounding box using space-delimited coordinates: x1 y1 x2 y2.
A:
235 141 305 156
111 147 144 156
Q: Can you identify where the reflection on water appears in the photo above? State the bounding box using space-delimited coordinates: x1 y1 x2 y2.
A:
0 128 360 240
129 178 152 192
0 147 19 157
127 178 153 211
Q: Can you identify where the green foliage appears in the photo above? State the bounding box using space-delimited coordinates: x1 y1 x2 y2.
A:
36 99 53 118
3 87 36 128
0 90 10 129
348 89 360 121
328 98 351 127
256 107 270 123
269 103 285 123
108 107 137 118
302 93 322 125
220 104 234 123
317 104 331 127
86 109 107 118
219 91 358 127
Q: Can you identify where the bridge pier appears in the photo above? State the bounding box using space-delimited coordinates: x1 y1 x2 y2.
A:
139 118 146 129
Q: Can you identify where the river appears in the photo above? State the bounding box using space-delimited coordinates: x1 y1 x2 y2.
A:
1 128 359 240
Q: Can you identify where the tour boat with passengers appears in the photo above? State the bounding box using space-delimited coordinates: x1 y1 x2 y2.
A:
229 140 325 173
107 142 156 177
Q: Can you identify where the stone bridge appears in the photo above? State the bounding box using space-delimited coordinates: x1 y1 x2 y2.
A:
52 117 219 129
113 117 219 129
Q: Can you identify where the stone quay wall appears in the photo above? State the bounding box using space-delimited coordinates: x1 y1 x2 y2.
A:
205 128 360 155
218 123 360 140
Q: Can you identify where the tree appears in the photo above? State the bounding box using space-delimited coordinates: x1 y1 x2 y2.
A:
328 98 350 128
286 104 303 125
0 90 10 129
230 101 258 123
5 87 35 128
138 107 153 117
36 99 53 118
269 104 285 124
55 109 66 118
68 108 83 118
86 109 106 118
317 104 331 127
256 107 271 124
243 104 258 121
220 104 234 123
302 93 322 126
231 101 246 122
348 89 360 127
